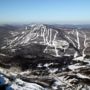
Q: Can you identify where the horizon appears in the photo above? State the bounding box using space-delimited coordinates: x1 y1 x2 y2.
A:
0 0 90 25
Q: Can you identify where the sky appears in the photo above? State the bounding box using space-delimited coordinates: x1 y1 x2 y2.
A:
0 0 90 24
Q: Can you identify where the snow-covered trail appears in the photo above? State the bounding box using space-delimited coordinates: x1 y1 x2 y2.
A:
82 33 87 57
76 30 80 49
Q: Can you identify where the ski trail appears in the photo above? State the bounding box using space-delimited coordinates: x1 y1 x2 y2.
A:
52 30 60 57
82 34 87 57
76 30 80 49
49 29 52 45
65 35 76 48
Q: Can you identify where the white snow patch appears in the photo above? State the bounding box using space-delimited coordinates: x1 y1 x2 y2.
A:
49 68 58 73
0 53 7 56
37 64 42 68
77 73 90 79
73 56 84 61
11 79 44 90
20 71 30 75
68 65 86 71
44 63 53 67
1 46 6 49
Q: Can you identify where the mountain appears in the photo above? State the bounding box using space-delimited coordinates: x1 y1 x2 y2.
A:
1 24 90 57
0 24 90 90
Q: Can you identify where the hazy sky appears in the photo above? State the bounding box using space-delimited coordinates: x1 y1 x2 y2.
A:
0 0 90 24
